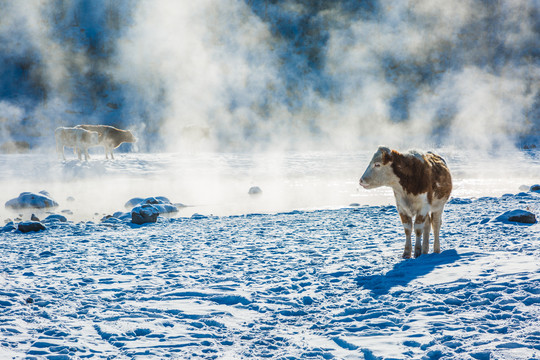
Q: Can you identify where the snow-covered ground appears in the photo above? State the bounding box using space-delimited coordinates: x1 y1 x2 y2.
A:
1 151 539 359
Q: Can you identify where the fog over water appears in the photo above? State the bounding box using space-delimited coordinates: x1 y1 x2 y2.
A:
0 1 539 220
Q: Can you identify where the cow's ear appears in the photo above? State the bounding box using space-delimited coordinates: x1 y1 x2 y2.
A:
378 146 392 164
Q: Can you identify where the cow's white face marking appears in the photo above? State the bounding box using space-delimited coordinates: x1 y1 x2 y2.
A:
359 147 399 189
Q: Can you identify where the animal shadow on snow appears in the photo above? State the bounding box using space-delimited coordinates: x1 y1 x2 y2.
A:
355 249 462 296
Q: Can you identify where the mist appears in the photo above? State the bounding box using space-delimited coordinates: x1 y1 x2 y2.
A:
0 1 539 220
0 0 538 152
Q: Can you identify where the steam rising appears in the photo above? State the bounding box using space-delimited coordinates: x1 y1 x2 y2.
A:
0 0 537 152
0 1 539 221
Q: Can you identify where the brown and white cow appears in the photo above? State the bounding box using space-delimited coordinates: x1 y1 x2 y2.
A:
55 127 100 161
75 125 136 159
359 146 452 258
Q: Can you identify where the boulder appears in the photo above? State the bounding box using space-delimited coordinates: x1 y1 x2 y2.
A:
530 184 540 193
248 186 263 195
43 214 67 223
5 192 58 210
18 221 46 233
494 210 537 224
131 204 160 225
125 197 178 215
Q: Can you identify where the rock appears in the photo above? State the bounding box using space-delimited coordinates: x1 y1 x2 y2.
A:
494 210 537 224
101 214 114 222
43 214 67 223
125 197 144 208
530 184 540 193
248 186 262 195
5 192 58 210
31 214 40 221
66 196 75 202
1 222 16 232
25 297 34 304
131 204 159 225
125 197 178 215
18 221 46 233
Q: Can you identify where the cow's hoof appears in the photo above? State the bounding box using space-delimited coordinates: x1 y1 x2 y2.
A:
414 249 422 258
402 252 412 259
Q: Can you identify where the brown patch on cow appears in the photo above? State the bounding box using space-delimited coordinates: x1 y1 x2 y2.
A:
428 152 453 200
415 214 426 224
390 150 452 203
390 150 430 196
399 213 412 225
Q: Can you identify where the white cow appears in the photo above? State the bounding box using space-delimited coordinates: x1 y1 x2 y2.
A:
75 125 136 159
359 146 453 258
55 127 100 161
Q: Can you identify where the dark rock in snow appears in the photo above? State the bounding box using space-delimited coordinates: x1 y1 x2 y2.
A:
18 221 46 233
530 184 540 193
5 192 58 210
131 204 159 225
31 214 40 221
248 186 262 195
494 210 537 224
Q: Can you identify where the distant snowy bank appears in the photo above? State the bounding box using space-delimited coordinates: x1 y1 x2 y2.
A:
1 187 539 359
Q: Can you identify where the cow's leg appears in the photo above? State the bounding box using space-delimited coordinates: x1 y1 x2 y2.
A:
110 148 115 160
422 214 431 255
414 214 428 258
61 146 66 161
84 148 90 161
399 213 413 259
431 210 443 253
76 148 82 160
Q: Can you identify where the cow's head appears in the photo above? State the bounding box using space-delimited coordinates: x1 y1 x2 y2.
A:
359 146 396 189
123 130 137 143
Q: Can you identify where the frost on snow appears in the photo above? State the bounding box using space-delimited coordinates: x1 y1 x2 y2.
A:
0 192 539 359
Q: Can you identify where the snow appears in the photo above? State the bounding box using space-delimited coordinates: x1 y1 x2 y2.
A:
0 151 539 359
